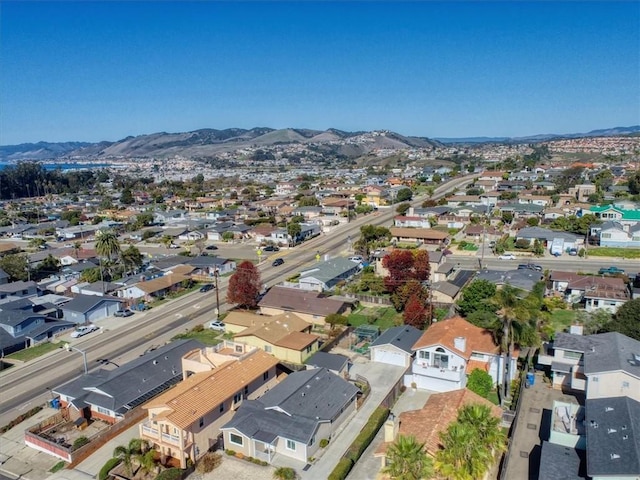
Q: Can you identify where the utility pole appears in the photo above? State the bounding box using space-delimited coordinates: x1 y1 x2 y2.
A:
214 267 220 319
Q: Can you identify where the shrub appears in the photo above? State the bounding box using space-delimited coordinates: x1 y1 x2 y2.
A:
72 436 90 450
192 324 204 332
0 406 43 434
49 461 67 473
98 458 121 480
346 407 389 461
154 468 183 480
319 438 329 448
328 458 354 480
515 238 531 249
273 466 298 479
196 452 222 474
225 449 236 456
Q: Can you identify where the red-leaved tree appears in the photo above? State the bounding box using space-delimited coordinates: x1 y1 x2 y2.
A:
403 294 429 329
383 250 416 293
227 261 262 309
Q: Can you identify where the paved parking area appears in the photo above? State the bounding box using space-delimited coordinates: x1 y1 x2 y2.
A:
191 455 274 480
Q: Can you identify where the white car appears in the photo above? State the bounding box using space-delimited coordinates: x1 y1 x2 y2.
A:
70 324 99 338
498 254 516 260
208 320 226 332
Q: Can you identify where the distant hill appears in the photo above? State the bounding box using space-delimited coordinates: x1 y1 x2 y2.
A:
435 125 640 144
1 125 637 161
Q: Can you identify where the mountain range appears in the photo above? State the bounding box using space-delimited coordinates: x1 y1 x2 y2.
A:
1 125 638 162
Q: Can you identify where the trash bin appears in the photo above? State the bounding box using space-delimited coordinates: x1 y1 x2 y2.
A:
526 372 535 387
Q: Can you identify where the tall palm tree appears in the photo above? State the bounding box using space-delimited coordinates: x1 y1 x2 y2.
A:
490 284 531 402
95 229 122 262
456 404 505 456
435 421 492 480
121 245 144 274
383 435 434 480
72 241 82 259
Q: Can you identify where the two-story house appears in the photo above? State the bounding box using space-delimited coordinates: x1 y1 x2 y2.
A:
406 317 517 392
140 348 279 468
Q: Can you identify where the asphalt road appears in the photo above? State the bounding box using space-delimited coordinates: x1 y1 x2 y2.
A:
0 175 476 426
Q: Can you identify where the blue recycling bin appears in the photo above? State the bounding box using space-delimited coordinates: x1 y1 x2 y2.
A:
526 372 535 387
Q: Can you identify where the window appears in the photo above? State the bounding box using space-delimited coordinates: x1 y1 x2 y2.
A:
310 435 316 446
592 376 599 382
563 351 582 360
306 345 313 353
433 348 449 369
470 352 484 360
263 371 269 381
264 345 272 353
199 417 204 428
229 433 243 446
219 403 225 413
419 351 430 360
286 439 296 451
622 381 630 388
244 385 249 395
235 345 243 353
96 406 110 415
234 392 242 403
602 233 612 239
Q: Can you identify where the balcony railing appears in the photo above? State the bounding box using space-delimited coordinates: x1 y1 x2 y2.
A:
141 422 187 448
412 361 465 382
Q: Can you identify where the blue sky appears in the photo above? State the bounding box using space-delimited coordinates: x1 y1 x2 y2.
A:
1 1 639 144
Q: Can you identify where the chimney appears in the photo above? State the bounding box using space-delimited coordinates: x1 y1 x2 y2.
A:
570 324 584 336
384 413 398 443
454 336 466 352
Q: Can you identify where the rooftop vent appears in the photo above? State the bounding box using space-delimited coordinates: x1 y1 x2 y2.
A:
153 360 158 365
622 425 628 430
623 435 629 440
610 453 620 460
605 407 614 412
608 428 617 434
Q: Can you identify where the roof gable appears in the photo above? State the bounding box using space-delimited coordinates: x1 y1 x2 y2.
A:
412 316 500 358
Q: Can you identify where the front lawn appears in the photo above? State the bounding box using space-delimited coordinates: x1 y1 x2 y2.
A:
172 327 223 346
549 309 577 333
6 341 62 362
347 306 399 330
587 247 640 259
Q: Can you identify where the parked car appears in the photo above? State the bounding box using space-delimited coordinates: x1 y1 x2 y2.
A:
272 258 285 267
568 248 578 256
200 284 214 292
598 266 625 275
114 309 134 318
208 320 226 332
70 324 99 338
499 254 516 260
205 245 218 250
263 245 280 252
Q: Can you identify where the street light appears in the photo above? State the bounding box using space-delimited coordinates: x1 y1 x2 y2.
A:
64 343 88 374
214 267 220 319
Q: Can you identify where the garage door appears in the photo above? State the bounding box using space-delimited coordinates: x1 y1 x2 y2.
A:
373 348 406 367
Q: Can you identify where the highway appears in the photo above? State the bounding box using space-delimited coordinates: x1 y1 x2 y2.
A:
0 175 475 425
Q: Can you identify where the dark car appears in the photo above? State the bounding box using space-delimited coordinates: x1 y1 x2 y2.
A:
205 245 218 250
263 245 280 252
598 266 625 275
114 309 134 318
200 284 215 292
272 258 284 267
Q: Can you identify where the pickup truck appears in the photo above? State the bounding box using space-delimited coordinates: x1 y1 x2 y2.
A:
598 266 625 275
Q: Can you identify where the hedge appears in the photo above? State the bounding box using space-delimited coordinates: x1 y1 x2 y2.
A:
327 458 354 480
154 468 183 480
327 406 390 480
98 458 121 480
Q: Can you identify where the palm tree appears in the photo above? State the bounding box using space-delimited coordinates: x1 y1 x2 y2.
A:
383 435 434 480
72 241 82 259
435 421 492 480
135 449 157 476
113 438 146 477
456 404 505 456
121 245 144 274
489 284 531 403
95 229 122 262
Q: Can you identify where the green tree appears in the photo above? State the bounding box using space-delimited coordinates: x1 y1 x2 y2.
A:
466 369 494 399
120 188 134 205
457 280 498 317
396 188 413 203
273 467 298 480
0 253 29 281
602 298 640 341
28 237 46 249
383 435 434 480
95 229 121 262
287 221 302 243
325 313 348 330
121 245 144 273
396 202 411 215
113 438 146 477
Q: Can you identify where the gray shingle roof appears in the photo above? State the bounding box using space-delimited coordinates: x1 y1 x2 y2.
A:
61 294 123 314
586 396 640 477
475 269 544 292
583 332 640 377
539 441 586 480
305 351 349 372
299 257 360 285
370 325 423 353
222 368 360 444
53 339 203 414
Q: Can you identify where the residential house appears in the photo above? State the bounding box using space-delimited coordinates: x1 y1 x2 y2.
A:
0 280 39 300
393 216 432 229
568 184 597 203
117 272 190 302
363 186 389 207
516 227 582 251
220 368 360 464
406 316 517 392
140 349 279 468
51 340 203 425
297 257 361 292
446 195 482 207
476 269 544 293
305 351 350 378
374 388 502 465
595 221 640 248
233 313 320 364
388 227 449 246
370 325 423 368
564 275 629 313
60 294 124 324
258 286 353 325
590 205 640 228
